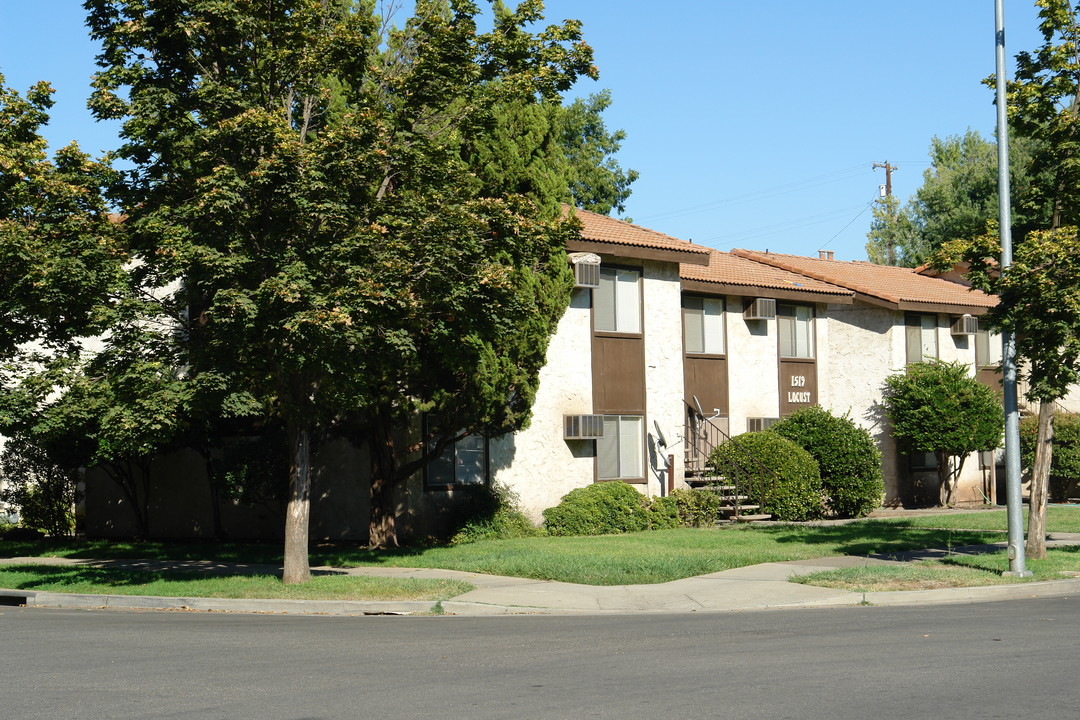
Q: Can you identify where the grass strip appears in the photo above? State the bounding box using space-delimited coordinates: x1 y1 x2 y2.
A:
792 546 1080 592
875 505 1080 534
0 565 472 602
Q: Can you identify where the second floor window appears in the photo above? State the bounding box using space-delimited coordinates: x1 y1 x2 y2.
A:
905 314 938 364
594 267 641 334
683 296 725 354
778 303 815 359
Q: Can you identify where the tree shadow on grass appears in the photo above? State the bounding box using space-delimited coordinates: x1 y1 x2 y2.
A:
753 521 1004 557
0 538 432 566
0 565 222 591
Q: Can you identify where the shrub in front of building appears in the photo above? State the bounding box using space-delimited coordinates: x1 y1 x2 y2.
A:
543 481 653 536
771 406 884 518
1020 412 1080 503
709 431 824 522
449 483 541 544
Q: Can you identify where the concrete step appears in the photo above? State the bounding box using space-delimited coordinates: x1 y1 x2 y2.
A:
733 513 772 522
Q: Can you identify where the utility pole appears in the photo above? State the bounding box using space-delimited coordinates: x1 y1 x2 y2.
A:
995 0 1030 577
873 161 899 264
873 161 897 197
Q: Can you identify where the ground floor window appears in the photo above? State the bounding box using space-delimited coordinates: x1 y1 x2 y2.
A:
424 418 488 489
908 451 938 472
597 415 644 481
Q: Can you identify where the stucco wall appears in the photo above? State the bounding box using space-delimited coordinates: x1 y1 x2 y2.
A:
489 288 596 521
725 296 780 433
641 260 686 498
823 303 998 506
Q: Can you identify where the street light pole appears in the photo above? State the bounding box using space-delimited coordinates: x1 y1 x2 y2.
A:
995 0 1031 577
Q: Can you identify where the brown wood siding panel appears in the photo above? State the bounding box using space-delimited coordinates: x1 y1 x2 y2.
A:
779 359 817 416
978 366 1003 397
684 356 729 418
592 335 646 414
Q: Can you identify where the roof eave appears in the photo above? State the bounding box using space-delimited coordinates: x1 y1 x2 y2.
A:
568 238 711 266
680 278 854 304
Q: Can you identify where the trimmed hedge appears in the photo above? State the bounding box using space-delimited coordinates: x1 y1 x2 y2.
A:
1020 412 1080 503
543 481 652 536
542 483 720 536
709 431 824 522
771 406 884 518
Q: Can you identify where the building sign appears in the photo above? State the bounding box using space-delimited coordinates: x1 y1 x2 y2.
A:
779 361 816 415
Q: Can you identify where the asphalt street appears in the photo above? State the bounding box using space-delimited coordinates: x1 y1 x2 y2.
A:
3 596 1078 720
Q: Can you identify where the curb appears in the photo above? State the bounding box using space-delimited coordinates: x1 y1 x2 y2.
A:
5 578 1080 616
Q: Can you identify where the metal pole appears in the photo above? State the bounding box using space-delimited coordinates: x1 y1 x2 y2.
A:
995 0 1031 577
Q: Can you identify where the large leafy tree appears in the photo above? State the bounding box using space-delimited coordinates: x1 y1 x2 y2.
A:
882 361 1003 506
468 89 637 216
0 73 127 526
85 0 597 580
939 0 1080 558
0 74 123 356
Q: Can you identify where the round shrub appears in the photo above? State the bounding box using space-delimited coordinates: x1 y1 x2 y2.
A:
708 431 824 522
771 406 884 518
543 481 651 536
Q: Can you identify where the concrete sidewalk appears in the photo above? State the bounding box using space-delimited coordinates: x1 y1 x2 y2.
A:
4 532 1080 616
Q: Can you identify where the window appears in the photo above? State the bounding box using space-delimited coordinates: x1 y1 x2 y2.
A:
778 303 815 359
424 418 488 488
683 296 725 354
597 415 644 480
975 328 1001 368
905 314 938 364
908 451 938 472
594 267 641 334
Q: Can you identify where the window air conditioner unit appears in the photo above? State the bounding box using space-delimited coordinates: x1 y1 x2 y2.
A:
950 314 978 336
746 417 779 433
743 297 776 320
564 414 605 440
568 252 601 289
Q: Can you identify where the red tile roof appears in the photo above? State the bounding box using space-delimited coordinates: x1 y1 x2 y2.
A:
730 250 997 311
568 207 711 260
681 248 853 298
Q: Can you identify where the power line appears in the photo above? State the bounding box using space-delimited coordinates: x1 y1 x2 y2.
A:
635 163 872 224
818 195 879 251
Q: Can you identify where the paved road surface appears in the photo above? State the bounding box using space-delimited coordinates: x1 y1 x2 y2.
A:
3 597 1077 719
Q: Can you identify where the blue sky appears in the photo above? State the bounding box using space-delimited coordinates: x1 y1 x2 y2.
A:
0 1 1046 261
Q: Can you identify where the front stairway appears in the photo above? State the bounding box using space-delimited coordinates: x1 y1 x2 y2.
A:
683 402 772 523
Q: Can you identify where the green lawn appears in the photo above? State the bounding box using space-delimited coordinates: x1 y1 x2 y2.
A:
793 546 1080 592
2 520 1004 586
0 564 472 602
4 506 1078 588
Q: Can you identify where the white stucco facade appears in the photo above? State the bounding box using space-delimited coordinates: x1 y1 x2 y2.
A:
640 260 687 499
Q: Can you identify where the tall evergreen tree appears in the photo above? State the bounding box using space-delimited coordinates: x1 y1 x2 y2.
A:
85 0 598 579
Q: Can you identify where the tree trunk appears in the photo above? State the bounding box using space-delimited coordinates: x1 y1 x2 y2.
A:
368 412 399 549
937 451 953 507
1025 402 1055 560
282 418 313 584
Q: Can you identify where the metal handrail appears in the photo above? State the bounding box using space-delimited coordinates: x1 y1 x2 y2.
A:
684 401 778 517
